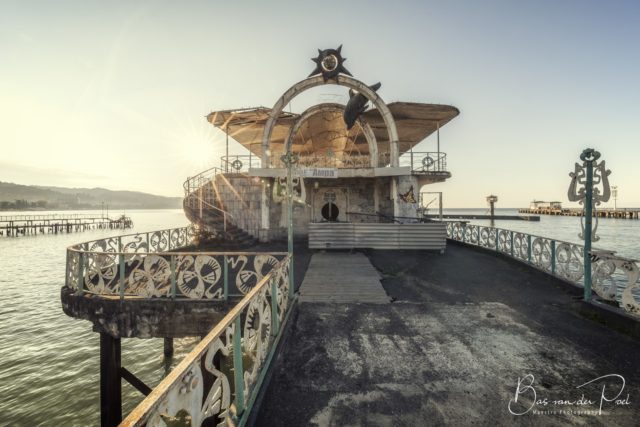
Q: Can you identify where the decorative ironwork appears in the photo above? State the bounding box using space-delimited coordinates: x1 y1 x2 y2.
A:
591 251 640 315
64 227 287 299
309 45 352 81
568 148 612 301
445 223 640 318
567 149 611 242
121 255 292 426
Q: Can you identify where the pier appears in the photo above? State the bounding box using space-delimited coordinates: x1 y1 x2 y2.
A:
424 214 540 221
0 213 133 237
518 207 640 219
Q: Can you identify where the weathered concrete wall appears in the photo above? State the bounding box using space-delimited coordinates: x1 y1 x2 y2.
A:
224 174 416 240
215 174 263 235
395 175 420 221
61 287 237 338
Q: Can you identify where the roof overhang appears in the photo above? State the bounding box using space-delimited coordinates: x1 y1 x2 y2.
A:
206 102 459 157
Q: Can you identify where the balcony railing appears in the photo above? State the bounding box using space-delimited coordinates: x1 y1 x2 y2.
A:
65 227 287 299
446 222 640 317
269 152 375 169
221 155 262 173
121 253 293 426
399 151 447 173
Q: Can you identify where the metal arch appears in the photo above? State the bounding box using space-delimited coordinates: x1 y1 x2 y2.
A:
262 75 399 167
283 103 379 168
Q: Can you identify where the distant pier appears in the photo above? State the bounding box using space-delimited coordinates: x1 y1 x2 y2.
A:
424 214 540 221
518 208 640 219
0 213 133 237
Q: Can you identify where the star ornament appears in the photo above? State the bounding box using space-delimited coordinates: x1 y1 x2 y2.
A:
308 45 353 81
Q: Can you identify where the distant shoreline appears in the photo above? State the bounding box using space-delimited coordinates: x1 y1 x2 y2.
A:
0 207 182 212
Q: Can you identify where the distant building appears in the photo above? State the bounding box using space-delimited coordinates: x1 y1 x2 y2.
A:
529 200 562 210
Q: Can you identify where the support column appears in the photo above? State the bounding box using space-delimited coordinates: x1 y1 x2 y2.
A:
373 180 380 218
100 333 122 427
260 180 270 242
163 337 174 357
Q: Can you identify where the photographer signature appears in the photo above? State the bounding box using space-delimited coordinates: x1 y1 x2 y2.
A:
508 374 631 415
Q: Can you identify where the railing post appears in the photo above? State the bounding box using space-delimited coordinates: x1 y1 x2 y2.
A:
583 160 594 301
271 278 280 336
495 228 499 250
510 231 514 257
224 255 229 300
527 234 532 264
78 252 84 295
170 255 177 298
462 223 466 243
288 256 294 300
233 316 245 415
119 254 125 300
551 240 556 274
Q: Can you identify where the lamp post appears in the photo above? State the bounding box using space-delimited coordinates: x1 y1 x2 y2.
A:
281 151 298 299
567 148 611 301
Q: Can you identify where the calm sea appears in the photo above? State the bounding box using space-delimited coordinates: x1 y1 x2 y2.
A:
0 209 191 427
1 207 639 426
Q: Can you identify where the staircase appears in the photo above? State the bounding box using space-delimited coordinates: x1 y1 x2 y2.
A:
183 167 258 249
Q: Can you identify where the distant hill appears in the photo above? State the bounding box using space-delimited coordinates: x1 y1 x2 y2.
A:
0 181 182 210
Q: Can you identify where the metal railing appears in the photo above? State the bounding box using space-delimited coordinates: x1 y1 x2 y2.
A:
399 151 447 173
184 167 223 200
446 222 640 317
65 227 287 299
121 254 292 426
221 155 261 173
269 152 374 169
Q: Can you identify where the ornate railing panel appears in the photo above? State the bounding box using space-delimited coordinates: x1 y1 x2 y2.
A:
121 255 292 426
446 222 640 317
65 227 287 299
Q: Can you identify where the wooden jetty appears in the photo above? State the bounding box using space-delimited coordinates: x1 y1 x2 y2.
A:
518 207 640 219
424 214 540 221
0 213 133 237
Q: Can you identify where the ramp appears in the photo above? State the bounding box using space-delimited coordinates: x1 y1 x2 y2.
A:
299 252 389 303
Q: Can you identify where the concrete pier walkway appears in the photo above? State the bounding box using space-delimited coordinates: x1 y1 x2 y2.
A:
299 252 389 303
259 244 640 426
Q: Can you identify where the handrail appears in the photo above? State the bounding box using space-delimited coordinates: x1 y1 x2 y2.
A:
65 226 287 299
399 151 447 173
221 155 261 173
121 254 292 426
446 222 640 317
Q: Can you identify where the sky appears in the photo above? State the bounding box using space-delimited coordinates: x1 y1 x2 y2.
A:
1 0 639 207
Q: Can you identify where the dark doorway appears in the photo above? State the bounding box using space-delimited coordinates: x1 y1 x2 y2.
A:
321 202 339 221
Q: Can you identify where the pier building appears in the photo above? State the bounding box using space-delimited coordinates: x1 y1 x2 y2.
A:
183 46 458 250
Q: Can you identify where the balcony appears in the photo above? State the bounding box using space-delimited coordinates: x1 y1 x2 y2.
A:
221 151 449 180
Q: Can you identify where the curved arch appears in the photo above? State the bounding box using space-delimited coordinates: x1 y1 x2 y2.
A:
284 103 379 168
262 75 398 167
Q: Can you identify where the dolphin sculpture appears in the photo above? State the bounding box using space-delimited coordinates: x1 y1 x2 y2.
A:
343 82 381 130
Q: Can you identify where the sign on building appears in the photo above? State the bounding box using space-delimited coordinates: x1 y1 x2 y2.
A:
302 168 338 179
